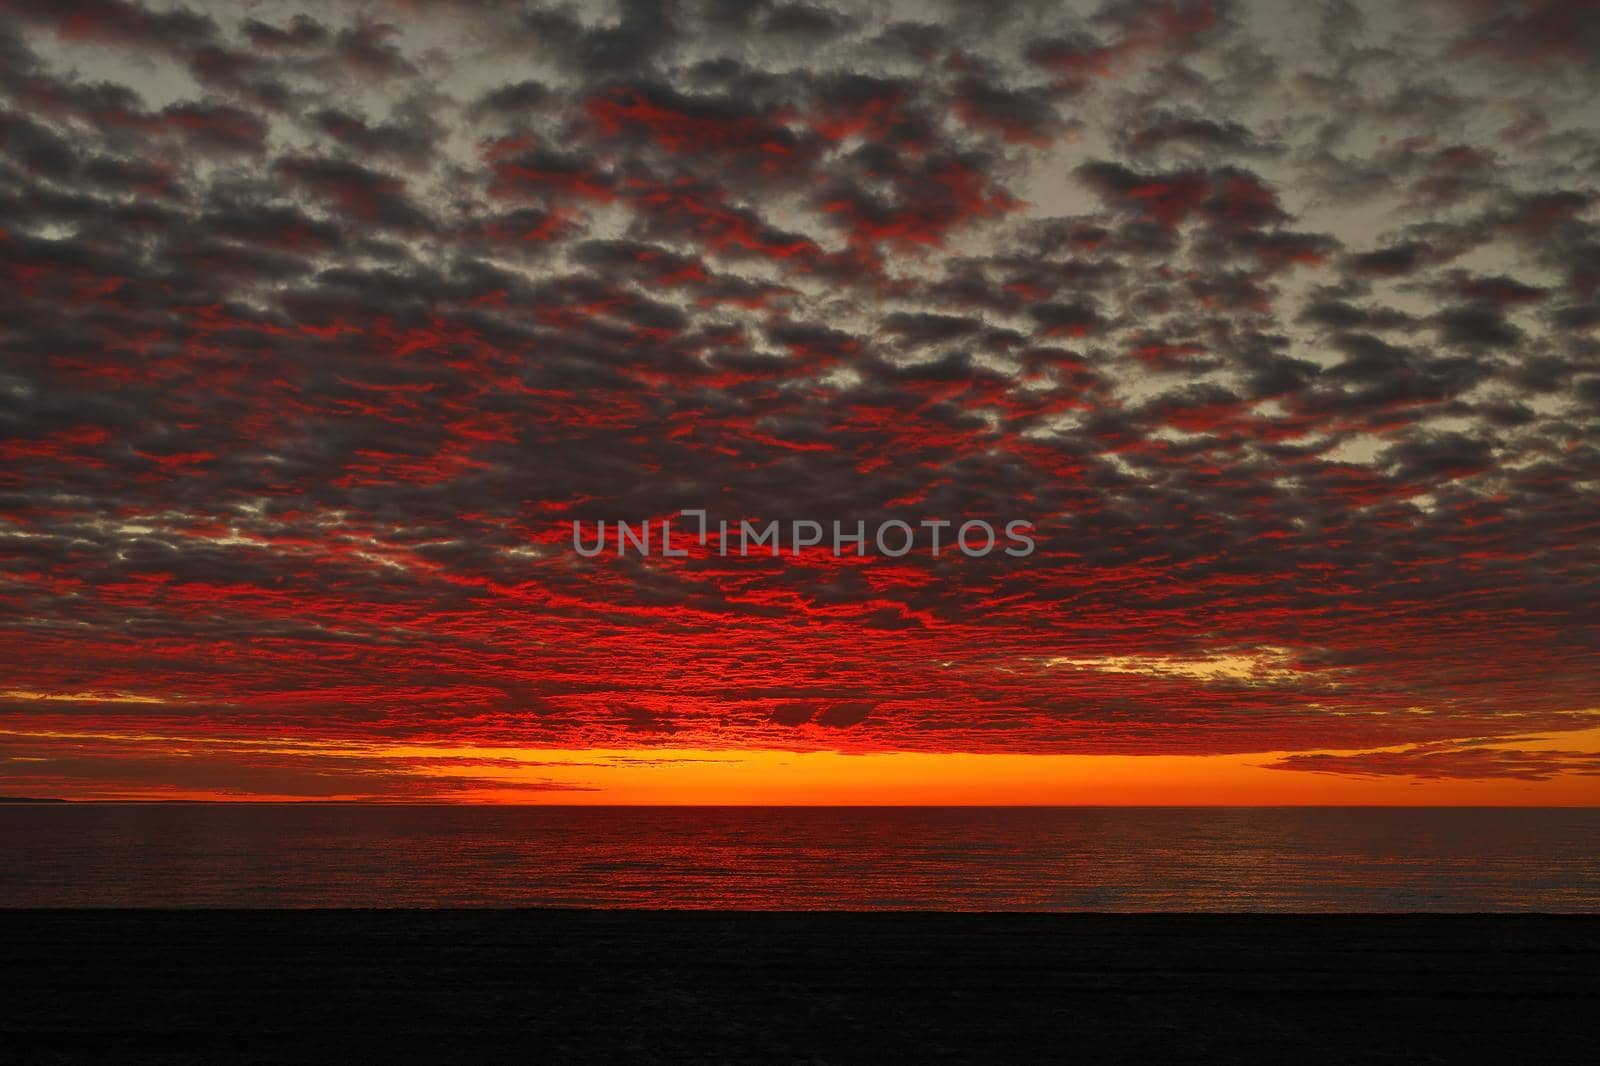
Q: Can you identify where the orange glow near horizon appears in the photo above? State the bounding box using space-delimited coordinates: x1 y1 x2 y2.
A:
404 731 1600 806
7 727 1600 806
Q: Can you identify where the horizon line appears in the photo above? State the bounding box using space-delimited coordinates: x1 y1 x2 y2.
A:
5 799 1599 810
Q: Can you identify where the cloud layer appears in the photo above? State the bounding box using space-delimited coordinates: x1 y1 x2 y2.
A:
1 0 1597 795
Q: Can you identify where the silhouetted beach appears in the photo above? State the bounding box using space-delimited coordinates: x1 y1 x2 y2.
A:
4 912 1597 1064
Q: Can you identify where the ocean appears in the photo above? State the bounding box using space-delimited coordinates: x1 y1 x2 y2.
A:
2 804 1596 910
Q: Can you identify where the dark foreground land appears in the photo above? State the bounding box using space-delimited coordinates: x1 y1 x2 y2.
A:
3 912 1598 1064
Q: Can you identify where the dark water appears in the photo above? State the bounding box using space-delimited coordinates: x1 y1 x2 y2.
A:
2 805 1596 910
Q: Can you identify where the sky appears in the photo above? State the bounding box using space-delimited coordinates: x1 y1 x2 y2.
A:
0 0 1597 803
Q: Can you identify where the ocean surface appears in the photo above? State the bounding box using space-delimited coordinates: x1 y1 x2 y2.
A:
2 805 1597 910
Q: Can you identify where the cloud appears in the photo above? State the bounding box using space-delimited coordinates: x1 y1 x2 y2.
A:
0 0 1595 792
1264 743 1600 782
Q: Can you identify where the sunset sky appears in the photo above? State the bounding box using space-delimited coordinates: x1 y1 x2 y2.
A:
1 0 1597 803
